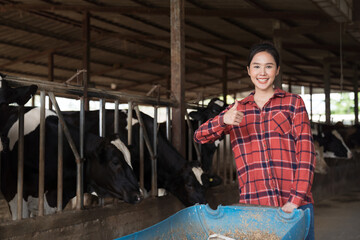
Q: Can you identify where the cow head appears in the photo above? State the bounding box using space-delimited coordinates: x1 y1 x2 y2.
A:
85 136 142 204
189 98 227 123
0 77 38 106
165 160 208 207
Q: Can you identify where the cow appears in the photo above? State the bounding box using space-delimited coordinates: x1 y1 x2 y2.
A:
312 123 352 159
62 109 209 207
0 106 142 219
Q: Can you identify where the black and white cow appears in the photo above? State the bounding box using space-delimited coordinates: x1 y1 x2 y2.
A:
0 106 142 219
312 123 352 159
63 109 209 207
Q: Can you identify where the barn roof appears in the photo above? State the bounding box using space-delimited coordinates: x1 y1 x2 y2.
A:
0 0 359 102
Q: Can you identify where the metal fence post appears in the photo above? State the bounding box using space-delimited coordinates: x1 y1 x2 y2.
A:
16 105 24 220
114 100 119 134
57 120 63 212
152 106 158 197
128 101 133 145
38 90 46 216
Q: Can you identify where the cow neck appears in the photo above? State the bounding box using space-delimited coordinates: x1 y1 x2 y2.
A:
157 138 186 174
138 113 186 173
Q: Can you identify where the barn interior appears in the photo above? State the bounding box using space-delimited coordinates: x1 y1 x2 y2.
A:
0 0 360 239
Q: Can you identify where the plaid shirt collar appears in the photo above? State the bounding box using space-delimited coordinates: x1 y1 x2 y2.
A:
241 88 286 105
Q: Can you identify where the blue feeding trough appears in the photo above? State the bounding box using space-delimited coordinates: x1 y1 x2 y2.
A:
115 204 310 240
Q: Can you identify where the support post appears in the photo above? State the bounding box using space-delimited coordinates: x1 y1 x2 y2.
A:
48 53 54 110
324 60 331 124
222 56 228 105
273 20 283 89
310 83 313 123
82 11 90 111
170 0 186 157
354 64 359 124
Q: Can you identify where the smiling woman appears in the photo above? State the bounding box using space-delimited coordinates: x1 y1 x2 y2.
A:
194 42 316 240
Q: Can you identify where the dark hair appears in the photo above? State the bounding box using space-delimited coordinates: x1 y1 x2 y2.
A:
247 41 280 68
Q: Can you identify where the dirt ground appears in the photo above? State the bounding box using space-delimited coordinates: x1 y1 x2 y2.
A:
314 187 360 240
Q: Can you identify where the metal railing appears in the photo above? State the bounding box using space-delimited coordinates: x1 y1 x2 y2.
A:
3 74 176 220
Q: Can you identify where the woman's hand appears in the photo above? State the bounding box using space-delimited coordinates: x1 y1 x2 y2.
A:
223 100 244 125
281 202 298 213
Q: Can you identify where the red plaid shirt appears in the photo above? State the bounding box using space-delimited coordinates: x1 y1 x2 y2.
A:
194 89 315 207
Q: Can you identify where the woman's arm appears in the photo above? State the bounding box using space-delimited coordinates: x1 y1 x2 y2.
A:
193 101 242 144
287 96 316 207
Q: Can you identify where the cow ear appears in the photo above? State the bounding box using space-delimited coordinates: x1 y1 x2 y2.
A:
87 137 108 163
189 110 205 122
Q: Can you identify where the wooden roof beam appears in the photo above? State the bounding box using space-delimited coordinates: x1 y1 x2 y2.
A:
92 53 167 76
119 65 217 91
274 23 339 37
0 4 327 20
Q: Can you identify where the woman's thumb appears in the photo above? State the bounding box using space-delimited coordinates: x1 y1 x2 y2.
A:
232 100 238 109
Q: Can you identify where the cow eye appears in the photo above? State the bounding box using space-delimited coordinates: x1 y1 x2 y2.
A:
186 182 194 189
112 157 120 165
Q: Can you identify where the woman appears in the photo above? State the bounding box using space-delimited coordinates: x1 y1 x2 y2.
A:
194 42 315 239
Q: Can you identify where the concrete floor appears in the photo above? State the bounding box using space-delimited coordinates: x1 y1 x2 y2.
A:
315 187 360 240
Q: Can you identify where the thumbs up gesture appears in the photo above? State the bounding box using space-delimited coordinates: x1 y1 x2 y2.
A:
223 100 244 125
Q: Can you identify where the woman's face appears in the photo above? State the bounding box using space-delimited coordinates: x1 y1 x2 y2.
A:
247 51 280 93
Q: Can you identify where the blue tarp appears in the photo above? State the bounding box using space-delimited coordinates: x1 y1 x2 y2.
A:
115 204 310 240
